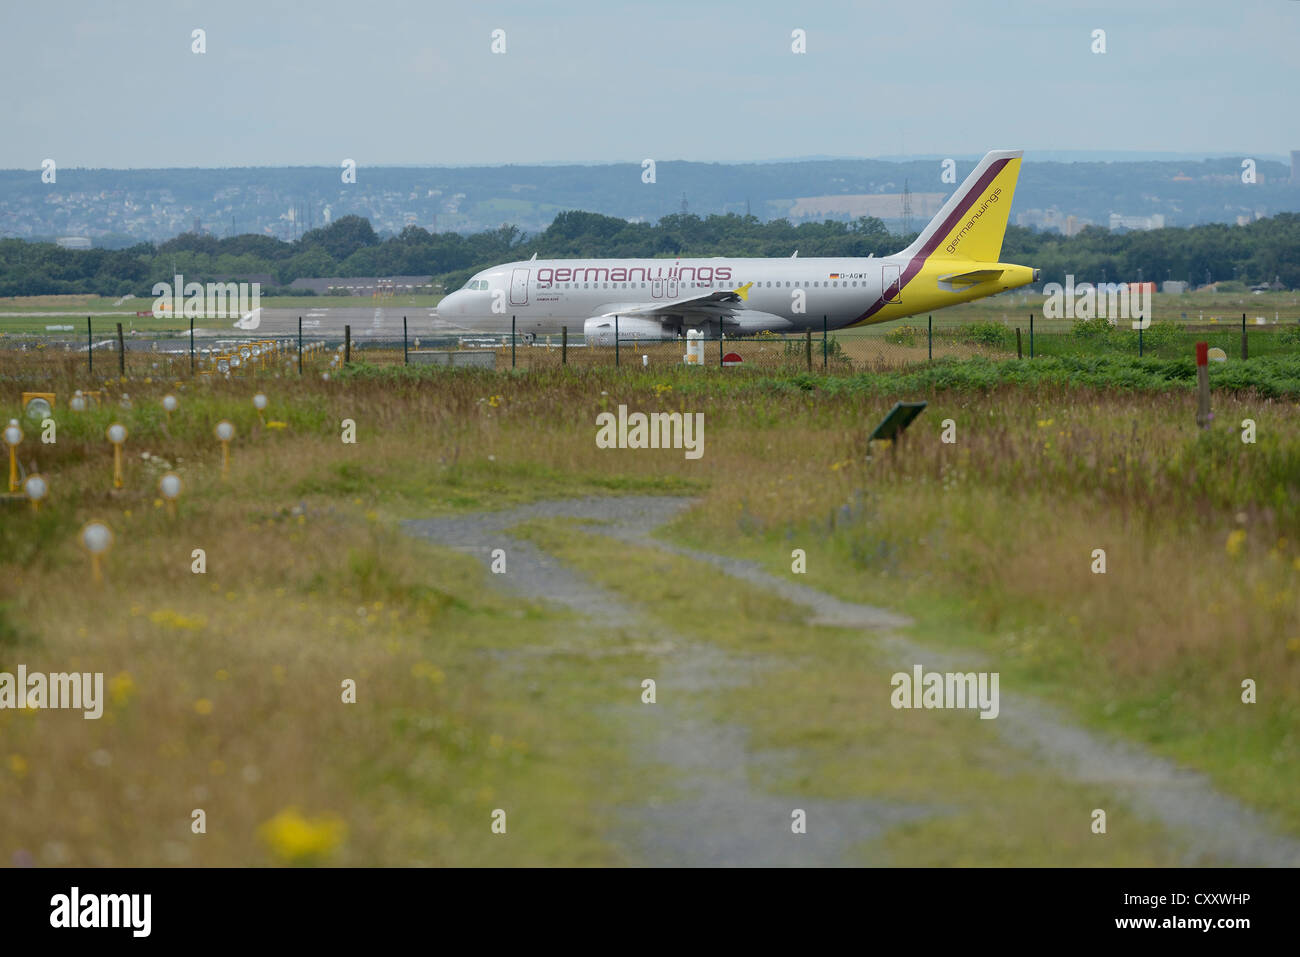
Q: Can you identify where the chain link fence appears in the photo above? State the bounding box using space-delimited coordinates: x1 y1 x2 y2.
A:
3 311 1299 380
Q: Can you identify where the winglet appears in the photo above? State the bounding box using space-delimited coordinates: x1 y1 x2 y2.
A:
733 282 753 301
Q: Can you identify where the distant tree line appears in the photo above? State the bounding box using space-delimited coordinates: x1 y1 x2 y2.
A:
1 210 1297 298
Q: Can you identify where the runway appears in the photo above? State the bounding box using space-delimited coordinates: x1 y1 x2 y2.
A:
244 305 485 339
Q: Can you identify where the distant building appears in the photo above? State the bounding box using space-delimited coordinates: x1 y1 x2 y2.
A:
1161 281 1187 295
1109 213 1165 231
55 236 92 249
785 192 945 220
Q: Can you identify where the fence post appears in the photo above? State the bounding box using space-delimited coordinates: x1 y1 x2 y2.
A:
562 326 568 365
1242 313 1248 360
615 315 620 367
403 316 409 365
298 317 303 375
116 322 125 377
1139 324 1143 358
87 316 92 373
805 328 812 371
928 315 932 361
719 329 724 368
823 315 828 369
345 324 351 365
1029 313 1034 358
189 316 195 374
1016 327 1023 359
511 316 517 368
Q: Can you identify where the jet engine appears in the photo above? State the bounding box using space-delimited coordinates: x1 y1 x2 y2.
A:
583 316 674 346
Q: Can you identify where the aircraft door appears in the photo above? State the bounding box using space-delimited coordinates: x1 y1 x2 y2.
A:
510 268 529 306
883 264 902 304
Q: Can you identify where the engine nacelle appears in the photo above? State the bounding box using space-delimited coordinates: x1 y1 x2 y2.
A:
584 316 675 346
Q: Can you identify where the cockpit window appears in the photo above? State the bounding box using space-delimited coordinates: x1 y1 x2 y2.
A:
462 279 489 291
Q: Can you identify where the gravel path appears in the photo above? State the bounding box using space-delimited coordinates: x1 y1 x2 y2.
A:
405 495 1300 867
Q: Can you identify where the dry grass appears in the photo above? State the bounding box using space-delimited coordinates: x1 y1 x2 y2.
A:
1 350 1297 864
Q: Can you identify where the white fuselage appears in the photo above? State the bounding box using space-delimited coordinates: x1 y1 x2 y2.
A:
436 256 905 338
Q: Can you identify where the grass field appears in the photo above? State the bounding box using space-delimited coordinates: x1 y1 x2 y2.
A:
0 351 1297 865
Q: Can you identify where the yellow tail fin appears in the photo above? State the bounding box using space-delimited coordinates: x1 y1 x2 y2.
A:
903 149 1023 263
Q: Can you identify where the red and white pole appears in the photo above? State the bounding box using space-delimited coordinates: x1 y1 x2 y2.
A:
1195 341 1212 429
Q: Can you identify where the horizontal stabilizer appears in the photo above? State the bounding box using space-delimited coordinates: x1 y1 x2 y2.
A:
938 268 1004 286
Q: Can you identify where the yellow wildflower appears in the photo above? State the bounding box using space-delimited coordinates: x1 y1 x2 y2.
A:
258 807 347 863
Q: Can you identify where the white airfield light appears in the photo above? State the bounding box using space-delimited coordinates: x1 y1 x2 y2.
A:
70 391 87 412
79 520 114 583
159 472 182 499
81 521 113 553
162 394 179 412
215 419 235 480
158 471 183 516
106 422 127 488
253 393 268 410
5 419 21 492
25 396 52 421
23 473 48 512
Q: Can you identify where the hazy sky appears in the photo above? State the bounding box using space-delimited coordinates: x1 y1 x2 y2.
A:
1 0 1296 169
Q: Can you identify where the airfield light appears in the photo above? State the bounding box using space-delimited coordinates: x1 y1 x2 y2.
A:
23 473 48 513
22 393 55 421
217 356 231 374
162 393 179 421
70 391 87 413
158 471 183 517
215 420 235 480
79 520 113 584
231 357 242 371
4 419 23 492
106 423 128 489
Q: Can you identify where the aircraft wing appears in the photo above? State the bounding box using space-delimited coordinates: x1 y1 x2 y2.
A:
596 283 754 319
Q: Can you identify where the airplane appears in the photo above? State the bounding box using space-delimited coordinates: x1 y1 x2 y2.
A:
435 149 1039 344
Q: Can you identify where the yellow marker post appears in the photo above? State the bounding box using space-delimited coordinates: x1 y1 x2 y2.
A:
158 471 182 518
23 473 47 513
215 420 235 480
79 520 113 584
3 419 22 492
106 423 128 489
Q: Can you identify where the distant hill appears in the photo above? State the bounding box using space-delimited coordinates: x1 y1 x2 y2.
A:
0 154 1296 244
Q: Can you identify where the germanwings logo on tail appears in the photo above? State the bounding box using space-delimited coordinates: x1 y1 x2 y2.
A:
944 186 1004 256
